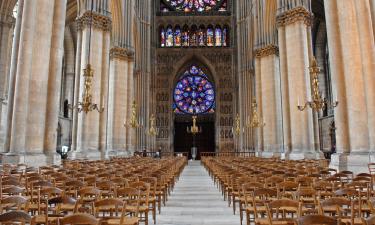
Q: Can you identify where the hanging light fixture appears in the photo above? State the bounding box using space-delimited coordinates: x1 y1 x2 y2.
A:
125 100 142 128
297 57 339 112
146 114 159 136
69 0 103 114
247 98 265 128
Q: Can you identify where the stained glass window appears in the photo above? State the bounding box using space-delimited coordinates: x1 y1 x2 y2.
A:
160 27 166 47
190 25 198 47
222 26 228 46
163 0 225 12
166 26 174 47
182 25 189 47
215 27 222 46
159 24 229 47
173 65 215 114
174 26 181 47
206 27 214 47
198 25 205 46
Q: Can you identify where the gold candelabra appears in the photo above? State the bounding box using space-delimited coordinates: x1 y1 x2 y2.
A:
125 100 141 128
187 116 202 135
70 64 104 113
297 57 339 112
248 98 265 128
147 114 159 136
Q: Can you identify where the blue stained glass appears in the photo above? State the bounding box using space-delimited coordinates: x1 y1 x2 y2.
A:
173 65 215 114
166 26 174 47
163 0 224 12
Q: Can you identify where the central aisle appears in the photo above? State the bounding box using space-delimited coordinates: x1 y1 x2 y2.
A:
157 161 239 225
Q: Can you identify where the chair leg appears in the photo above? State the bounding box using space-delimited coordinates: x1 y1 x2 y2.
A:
153 202 156 224
246 212 250 225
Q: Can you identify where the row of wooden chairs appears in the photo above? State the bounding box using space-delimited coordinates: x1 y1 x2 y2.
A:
0 156 187 225
202 156 375 225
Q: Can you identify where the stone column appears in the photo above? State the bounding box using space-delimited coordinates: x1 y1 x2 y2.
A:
254 45 283 156
0 12 15 152
325 0 375 173
7 0 66 165
74 11 111 158
107 47 134 155
277 7 316 159
2 0 23 153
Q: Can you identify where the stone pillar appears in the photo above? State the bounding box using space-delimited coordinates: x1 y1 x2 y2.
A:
254 45 283 156
74 11 111 158
0 11 15 152
277 7 316 159
6 0 66 165
2 0 24 154
107 47 134 156
325 0 375 173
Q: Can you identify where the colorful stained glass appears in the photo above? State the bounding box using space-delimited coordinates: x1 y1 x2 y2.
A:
215 27 222 46
173 65 215 114
163 0 224 12
190 25 198 46
166 26 174 47
182 25 189 47
198 26 205 46
160 27 166 47
222 27 228 46
174 26 181 46
207 27 214 47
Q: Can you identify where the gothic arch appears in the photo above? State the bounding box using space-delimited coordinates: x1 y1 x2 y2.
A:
172 54 218 86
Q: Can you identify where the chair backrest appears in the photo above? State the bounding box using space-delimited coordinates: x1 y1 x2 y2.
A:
59 213 99 225
267 199 301 222
94 198 124 217
365 215 375 225
297 214 337 225
0 196 29 212
0 210 31 225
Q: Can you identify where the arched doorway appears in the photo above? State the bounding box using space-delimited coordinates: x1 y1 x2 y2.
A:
172 64 216 159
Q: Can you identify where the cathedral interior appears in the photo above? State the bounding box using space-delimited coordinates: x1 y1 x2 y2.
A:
0 0 375 224
0 0 374 172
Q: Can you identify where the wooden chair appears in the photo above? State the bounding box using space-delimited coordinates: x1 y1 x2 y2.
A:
0 196 29 213
0 210 31 225
95 198 139 225
129 182 150 225
140 177 157 223
59 213 99 225
246 188 278 225
297 214 338 225
256 199 300 225
77 187 101 214
364 215 375 225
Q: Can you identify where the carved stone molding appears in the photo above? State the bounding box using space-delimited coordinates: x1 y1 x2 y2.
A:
254 44 279 58
110 47 135 61
76 11 112 32
276 6 313 27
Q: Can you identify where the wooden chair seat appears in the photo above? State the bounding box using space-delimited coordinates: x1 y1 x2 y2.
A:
107 217 139 225
255 218 295 225
341 217 363 225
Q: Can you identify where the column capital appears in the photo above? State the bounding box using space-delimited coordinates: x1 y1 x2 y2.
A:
254 44 279 58
0 15 15 28
276 6 313 28
110 47 135 61
76 11 112 32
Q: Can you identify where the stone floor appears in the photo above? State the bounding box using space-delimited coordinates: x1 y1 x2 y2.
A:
156 160 239 225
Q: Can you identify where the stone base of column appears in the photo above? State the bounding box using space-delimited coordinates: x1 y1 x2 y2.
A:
258 150 283 158
330 152 373 174
104 149 133 158
70 150 103 161
285 150 324 160
1 152 62 167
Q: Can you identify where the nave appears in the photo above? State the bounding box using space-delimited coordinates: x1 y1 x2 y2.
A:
157 161 238 225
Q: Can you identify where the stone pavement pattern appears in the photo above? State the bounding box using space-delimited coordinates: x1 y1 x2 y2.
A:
156 161 239 225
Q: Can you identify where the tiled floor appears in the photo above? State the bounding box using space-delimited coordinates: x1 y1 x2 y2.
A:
156 161 239 225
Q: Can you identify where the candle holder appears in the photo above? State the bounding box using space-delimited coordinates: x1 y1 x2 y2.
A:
297 57 338 112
